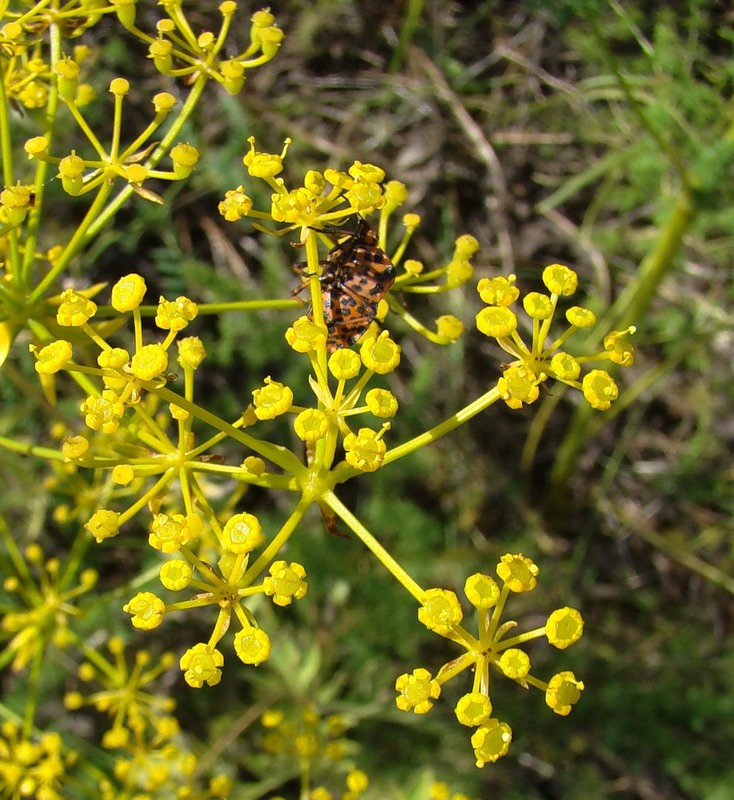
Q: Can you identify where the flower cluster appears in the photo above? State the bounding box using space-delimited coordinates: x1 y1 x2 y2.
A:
395 554 585 766
0 722 71 800
476 266 635 410
2 543 97 672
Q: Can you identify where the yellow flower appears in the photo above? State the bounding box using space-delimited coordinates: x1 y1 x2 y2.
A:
294 409 329 442
149 513 199 553
497 365 542 409
365 388 398 418
395 668 441 714
328 348 361 380
604 327 636 366
31 340 73 374
343 427 387 471
418 588 463 634
234 627 272 666
180 644 224 688
85 509 121 541
582 369 618 410
80 391 124 433
263 560 308 606
545 607 584 649
549 352 580 381
170 142 200 179
56 289 97 326
542 263 578 296
435 315 464 343
360 333 400 374
130 344 169 382
475 306 517 338
111 273 147 312
498 648 530 680
545 671 584 716
243 136 290 178
286 316 328 353
123 591 166 630
477 275 519 306
496 553 539 592
454 692 492 726
177 336 206 369
160 560 192 591
252 377 293 419
219 185 254 221
156 295 198 331
565 305 596 328
522 292 553 320
471 719 512 766
221 512 263 554
463 573 500 609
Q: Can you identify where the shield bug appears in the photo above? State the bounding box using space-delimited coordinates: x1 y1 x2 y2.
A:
294 217 396 350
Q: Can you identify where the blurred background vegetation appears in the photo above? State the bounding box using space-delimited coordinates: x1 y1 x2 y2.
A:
3 0 734 798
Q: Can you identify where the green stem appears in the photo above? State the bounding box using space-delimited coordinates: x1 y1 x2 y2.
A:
323 490 425 602
382 386 501 466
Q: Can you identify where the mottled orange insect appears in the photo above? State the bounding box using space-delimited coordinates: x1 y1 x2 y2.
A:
294 217 396 349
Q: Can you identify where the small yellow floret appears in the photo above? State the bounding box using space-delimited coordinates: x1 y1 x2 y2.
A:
566 306 596 328
545 607 584 649
234 627 271 666
497 365 542 409
436 314 464 343
496 553 539 592
286 316 328 353
477 275 519 306
542 263 578 296
170 142 200 179
98 347 130 369
111 273 147 312
180 643 224 688
464 573 500 609
85 509 121 541
604 327 636 366
343 427 387 472
109 77 130 96
498 648 531 680
365 388 398 418
160 560 192 591
328 348 361 379
221 512 263 554
549 352 580 381
471 719 512 766
523 292 554 320
219 186 254 221
244 136 290 178
156 295 198 332
475 306 517 338
360 333 400 374
455 692 492 726
177 336 206 369
582 369 618 410
545 671 584 716
294 409 329 442
128 344 168 383
57 289 97 326
111 464 134 485
395 667 441 714
263 560 308 606
32 340 73 374
418 588 463 634
252 377 293 419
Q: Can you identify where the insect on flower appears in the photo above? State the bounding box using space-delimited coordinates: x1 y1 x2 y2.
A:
294 217 396 350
